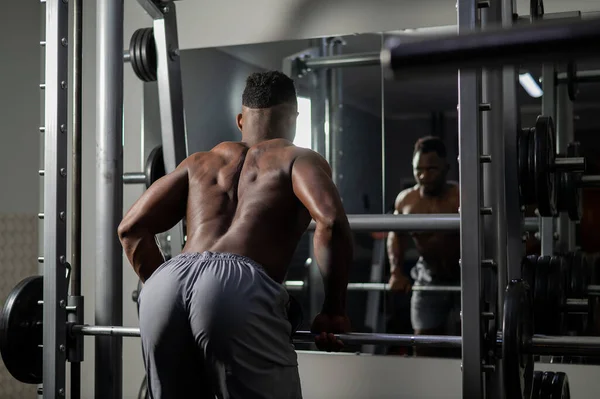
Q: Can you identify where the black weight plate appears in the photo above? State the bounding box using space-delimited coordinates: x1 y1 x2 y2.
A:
138 28 155 83
551 372 570 399
540 371 555 398
534 256 551 334
0 275 43 384
519 128 533 205
129 29 148 82
532 370 544 399
503 279 534 399
528 127 539 205
548 256 566 335
566 143 583 221
567 62 579 102
534 116 557 217
523 255 538 294
144 29 157 82
145 145 165 189
570 250 586 298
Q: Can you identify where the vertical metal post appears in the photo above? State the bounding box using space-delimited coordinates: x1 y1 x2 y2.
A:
69 0 84 396
152 2 187 255
95 0 123 397
556 84 575 252
458 0 484 396
327 37 344 188
308 39 328 322
380 34 386 213
310 38 328 158
540 64 556 256
501 0 524 281
481 2 505 397
43 0 69 397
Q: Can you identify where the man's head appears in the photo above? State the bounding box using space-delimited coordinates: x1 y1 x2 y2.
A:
412 136 449 195
236 71 298 143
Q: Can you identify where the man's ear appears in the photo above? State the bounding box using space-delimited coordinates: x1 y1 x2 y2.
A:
236 113 243 132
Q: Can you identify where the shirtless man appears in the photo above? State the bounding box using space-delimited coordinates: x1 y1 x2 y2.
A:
118 71 353 399
386 136 460 356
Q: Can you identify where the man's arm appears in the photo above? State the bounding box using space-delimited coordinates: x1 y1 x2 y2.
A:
118 160 189 282
291 152 353 316
387 192 409 282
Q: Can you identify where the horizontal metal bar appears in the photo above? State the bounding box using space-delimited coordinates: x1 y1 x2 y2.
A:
123 50 131 63
303 52 381 70
283 281 461 293
382 18 600 77
587 285 600 296
70 324 600 356
565 298 588 312
580 175 600 188
553 157 586 172
530 335 600 357
307 214 538 232
122 172 146 184
557 69 600 84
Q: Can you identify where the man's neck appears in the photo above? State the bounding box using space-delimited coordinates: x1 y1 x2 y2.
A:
419 183 449 199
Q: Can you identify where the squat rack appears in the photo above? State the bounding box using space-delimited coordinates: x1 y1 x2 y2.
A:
38 0 600 398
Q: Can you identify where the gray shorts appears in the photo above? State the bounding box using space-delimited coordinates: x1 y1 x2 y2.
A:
410 259 461 332
138 251 302 399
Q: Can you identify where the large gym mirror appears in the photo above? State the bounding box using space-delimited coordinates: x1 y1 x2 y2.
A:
142 32 385 353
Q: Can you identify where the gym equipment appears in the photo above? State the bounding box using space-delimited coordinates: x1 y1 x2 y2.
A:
530 0 544 22
518 117 585 216
0 276 43 384
557 143 583 221
3 276 600 395
566 62 579 102
123 145 165 188
126 28 157 82
532 371 570 399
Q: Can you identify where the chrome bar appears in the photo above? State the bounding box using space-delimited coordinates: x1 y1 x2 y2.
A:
70 325 600 357
565 298 588 312
122 172 146 184
580 175 600 187
381 18 600 78
557 69 600 84
96 0 124 396
553 157 586 172
283 281 462 292
304 52 381 70
306 214 539 232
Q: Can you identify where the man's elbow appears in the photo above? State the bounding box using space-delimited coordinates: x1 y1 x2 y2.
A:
117 218 139 244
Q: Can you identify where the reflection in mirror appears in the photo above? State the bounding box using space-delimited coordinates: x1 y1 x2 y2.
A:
380 29 461 359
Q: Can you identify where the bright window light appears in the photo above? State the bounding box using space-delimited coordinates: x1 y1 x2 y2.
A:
519 72 543 98
294 97 312 149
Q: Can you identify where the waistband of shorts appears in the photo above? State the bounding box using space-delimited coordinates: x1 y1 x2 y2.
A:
175 251 266 272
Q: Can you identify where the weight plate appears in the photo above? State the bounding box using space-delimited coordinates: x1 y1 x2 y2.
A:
534 256 551 334
503 279 534 399
551 372 570 399
519 128 535 205
566 142 583 221
548 256 566 335
138 28 155 83
570 250 586 298
540 371 555 398
528 127 538 205
144 29 157 82
145 145 165 189
567 62 579 102
129 29 147 82
534 116 557 217
532 370 543 399
522 255 538 293
0 275 43 384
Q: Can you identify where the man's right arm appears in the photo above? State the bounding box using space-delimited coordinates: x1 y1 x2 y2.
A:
291 152 353 316
387 192 411 292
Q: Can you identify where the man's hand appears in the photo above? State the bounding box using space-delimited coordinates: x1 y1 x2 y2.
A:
388 272 412 294
310 313 351 352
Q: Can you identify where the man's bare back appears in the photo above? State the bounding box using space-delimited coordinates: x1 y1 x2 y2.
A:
395 182 460 276
184 139 313 283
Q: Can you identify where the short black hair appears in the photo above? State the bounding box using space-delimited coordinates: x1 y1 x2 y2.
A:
413 136 447 158
242 71 297 109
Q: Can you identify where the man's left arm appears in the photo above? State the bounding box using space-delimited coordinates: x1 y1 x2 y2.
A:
118 160 189 281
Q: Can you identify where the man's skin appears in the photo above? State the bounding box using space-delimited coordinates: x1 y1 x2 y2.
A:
386 149 460 345
118 102 353 351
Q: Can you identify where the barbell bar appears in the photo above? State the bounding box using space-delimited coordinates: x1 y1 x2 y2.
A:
68 324 600 357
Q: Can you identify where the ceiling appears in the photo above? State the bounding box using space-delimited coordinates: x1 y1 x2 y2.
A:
212 3 600 123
